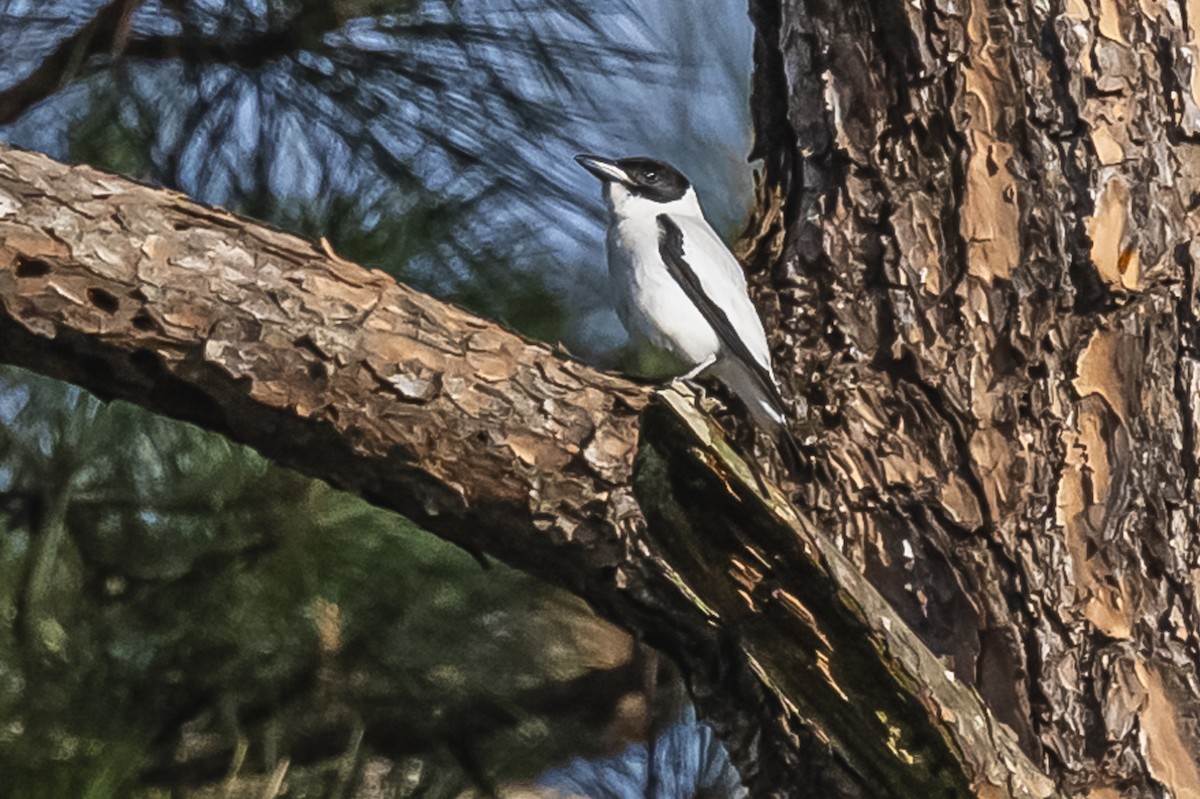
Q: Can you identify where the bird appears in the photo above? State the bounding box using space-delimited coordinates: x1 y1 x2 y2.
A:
575 153 801 475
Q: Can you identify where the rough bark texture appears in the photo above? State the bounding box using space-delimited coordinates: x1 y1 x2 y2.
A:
0 145 650 599
0 144 1059 797
744 0 1200 795
640 391 1058 799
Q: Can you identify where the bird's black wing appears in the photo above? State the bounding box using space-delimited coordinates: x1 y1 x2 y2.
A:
656 214 787 415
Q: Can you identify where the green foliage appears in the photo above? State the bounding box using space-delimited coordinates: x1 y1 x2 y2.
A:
66 89 157 182
0 368 623 797
450 260 572 345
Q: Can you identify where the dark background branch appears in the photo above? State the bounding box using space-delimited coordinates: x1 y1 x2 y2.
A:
0 0 142 124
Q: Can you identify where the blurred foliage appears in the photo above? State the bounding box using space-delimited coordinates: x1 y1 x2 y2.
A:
0 0 720 358
0 367 643 798
0 0 753 795
1 0 754 360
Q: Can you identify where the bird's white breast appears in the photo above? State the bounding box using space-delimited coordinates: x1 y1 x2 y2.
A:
604 186 721 368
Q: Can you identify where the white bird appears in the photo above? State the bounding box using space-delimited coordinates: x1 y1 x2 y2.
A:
575 154 800 472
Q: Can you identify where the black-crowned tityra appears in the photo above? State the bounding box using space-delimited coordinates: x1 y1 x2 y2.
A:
575 153 800 473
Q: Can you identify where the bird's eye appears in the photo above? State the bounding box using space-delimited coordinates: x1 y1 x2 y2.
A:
643 170 659 182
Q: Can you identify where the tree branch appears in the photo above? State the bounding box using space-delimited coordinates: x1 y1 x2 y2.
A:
0 144 1060 798
0 144 648 589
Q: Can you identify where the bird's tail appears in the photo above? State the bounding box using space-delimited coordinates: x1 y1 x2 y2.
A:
740 383 803 479
775 424 804 478
715 358 804 481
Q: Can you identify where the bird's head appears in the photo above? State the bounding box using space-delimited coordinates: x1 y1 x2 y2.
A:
574 154 694 211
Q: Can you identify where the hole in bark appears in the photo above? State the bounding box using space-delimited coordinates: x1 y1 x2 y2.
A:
241 317 264 342
989 338 1026 377
131 310 161 332
86 287 119 314
1018 391 1033 421
15 257 52 278
294 334 326 359
1068 259 1114 314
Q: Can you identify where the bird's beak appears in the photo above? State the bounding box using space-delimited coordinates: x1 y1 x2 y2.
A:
575 154 629 184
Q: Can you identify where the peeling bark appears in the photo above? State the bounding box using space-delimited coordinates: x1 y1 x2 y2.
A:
639 391 1058 799
746 0 1200 794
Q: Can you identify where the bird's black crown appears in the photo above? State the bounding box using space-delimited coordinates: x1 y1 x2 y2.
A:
614 157 690 203
575 154 691 203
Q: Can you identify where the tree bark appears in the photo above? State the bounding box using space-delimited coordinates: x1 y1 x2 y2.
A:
0 144 1057 797
744 0 1200 795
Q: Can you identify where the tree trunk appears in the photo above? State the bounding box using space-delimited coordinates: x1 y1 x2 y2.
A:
744 0 1200 795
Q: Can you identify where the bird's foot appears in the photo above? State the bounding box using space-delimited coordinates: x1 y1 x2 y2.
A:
668 376 706 408
667 378 724 416
676 355 716 383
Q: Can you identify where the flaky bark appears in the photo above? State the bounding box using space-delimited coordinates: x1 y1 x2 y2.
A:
0 144 1058 797
0 146 649 594
745 0 1200 795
